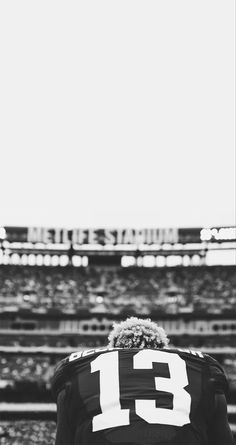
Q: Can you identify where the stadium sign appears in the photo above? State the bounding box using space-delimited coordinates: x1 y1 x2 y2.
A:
26 227 179 245
1 226 236 246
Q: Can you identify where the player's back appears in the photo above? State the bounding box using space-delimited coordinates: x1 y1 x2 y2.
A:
52 346 228 445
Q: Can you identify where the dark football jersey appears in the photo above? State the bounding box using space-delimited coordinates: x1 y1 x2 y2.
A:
52 347 228 445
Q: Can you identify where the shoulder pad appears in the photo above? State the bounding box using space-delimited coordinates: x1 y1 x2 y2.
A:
204 354 229 395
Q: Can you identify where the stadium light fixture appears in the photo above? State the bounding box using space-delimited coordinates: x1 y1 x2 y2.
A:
0 226 6 241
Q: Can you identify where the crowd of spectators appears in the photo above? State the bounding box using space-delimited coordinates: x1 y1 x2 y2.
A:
0 264 235 439
0 421 56 445
0 264 235 314
0 355 55 385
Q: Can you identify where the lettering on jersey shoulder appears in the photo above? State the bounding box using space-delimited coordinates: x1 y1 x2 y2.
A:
69 347 121 362
176 348 204 358
69 351 83 362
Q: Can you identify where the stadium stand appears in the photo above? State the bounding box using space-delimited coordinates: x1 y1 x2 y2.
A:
0 225 235 443
0 265 236 314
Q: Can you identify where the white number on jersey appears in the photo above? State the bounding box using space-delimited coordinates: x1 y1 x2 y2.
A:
91 350 191 432
91 351 129 432
133 349 191 426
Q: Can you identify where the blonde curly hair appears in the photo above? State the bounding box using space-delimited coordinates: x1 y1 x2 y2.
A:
108 317 169 349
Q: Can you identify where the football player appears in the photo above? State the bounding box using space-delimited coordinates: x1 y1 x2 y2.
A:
52 317 234 444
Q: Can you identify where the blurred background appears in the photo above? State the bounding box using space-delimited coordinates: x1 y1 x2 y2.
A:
0 226 236 443
0 0 235 443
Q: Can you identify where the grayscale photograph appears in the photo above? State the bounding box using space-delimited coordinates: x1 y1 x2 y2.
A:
0 1 235 444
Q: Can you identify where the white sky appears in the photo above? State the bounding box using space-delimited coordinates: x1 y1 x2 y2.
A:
0 0 235 229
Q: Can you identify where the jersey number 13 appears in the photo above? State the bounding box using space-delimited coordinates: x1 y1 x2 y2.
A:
91 350 191 432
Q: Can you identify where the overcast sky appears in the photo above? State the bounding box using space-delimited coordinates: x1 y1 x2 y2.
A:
0 0 235 229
